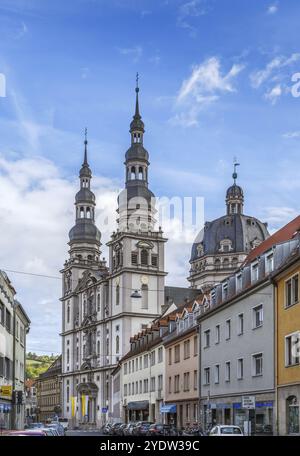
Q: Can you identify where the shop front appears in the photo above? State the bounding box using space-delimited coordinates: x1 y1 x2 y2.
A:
0 401 12 430
233 400 274 434
160 404 177 426
126 401 149 423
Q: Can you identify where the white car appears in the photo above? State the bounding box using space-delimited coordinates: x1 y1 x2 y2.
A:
209 425 244 436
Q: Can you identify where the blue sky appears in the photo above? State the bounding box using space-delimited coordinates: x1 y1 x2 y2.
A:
0 0 300 353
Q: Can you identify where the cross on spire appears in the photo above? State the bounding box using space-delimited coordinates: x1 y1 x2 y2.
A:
84 127 88 165
233 158 240 184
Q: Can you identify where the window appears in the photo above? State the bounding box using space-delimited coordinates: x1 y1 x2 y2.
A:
204 368 210 385
194 336 198 356
225 361 231 382
184 340 190 359
237 358 244 380
183 372 190 391
150 351 156 366
116 335 120 354
158 347 163 363
124 363 127 375
168 348 172 365
97 294 100 312
144 354 148 368
131 252 138 265
139 357 142 370
97 340 100 355
174 375 180 393
251 262 259 283
214 364 220 384
286 274 299 308
174 345 180 363
236 273 243 293
194 370 198 390
253 305 263 328
252 353 263 376
144 379 149 393
204 330 210 348
141 284 148 309
287 396 300 434
151 255 158 267
0 302 4 325
139 380 142 394
67 305 70 324
285 333 300 366
168 377 172 394
215 325 220 344
150 377 156 392
226 319 231 340
116 285 120 306
5 310 11 333
238 313 244 335
265 252 274 273
141 249 149 266
158 374 163 391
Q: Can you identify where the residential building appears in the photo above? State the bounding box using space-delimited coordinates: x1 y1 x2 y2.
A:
162 297 204 429
198 225 300 435
36 356 62 422
0 271 30 430
188 165 269 289
25 379 37 425
272 216 300 435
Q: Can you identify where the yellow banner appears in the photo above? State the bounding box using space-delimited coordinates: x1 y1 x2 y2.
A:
71 396 77 418
81 395 89 417
0 385 12 398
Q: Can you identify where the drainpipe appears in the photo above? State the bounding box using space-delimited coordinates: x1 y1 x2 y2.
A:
11 303 16 430
197 323 202 429
273 280 279 436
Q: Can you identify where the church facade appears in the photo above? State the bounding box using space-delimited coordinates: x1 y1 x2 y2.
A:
60 84 195 427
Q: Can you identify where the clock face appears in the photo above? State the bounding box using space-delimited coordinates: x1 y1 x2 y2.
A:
141 275 148 285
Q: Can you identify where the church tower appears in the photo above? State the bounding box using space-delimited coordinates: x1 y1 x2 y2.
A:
107 77 168 358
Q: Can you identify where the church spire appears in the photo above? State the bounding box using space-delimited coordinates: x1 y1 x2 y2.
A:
226 161 244 215
130 73 145 142
83 127 88 165
80 128 92 182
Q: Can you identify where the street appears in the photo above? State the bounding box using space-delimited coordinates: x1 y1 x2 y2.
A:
66 430 104 437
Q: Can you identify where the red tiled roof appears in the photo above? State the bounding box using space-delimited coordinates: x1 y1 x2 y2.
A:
244 215 300 265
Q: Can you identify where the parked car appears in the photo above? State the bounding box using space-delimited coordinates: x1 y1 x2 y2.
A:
182 426 205 436
3 429 48 436
48 422 65 436
116 424 127 436
58 418 69 431
134 422 154 436
209 425 243 436
110 422 123 435
102 423 112 435
28 423 45 429
148 424 174 436
123 423 136 436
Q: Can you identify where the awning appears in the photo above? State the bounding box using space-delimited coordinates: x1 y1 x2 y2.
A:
127 401 149 411
160 404 177 413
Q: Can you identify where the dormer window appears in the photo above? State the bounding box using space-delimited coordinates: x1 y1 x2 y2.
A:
219 239 232 252
265 252 274 274
197 244 204 257
251 262 259 283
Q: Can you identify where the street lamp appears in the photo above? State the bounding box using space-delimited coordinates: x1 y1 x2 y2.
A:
130 290 142 299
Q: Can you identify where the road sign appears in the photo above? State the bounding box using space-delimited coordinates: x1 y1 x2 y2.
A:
0 386 12 398
242 396 255 409
101 407 108 413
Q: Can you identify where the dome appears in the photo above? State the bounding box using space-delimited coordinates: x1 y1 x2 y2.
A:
118 183 155 208
125 143 149 162
226 183 244 200
190 214 269 262
69 220 101 244
75 188 95 204
130 116 145 133
79 163 92 178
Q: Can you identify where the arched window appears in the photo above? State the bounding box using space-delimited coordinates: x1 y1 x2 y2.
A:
141 249 149 266
66 386 69 403
97 294 100 312
215 259 221 270
86 207 91 219
76 346 79 362
83 300 87 317
97 340 100 355
116 285 120 306
80 207 84 218
141 284 148 309
106 338 109 356
287 396 299 434
223 258 230 269
131 166 136 180
116 335 120 354
67 305 70 324
138 166 143 180
67 348 70 364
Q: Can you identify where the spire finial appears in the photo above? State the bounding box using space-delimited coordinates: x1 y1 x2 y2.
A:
84 127 88 164
134 73 140 118
232 158 240 184
136 72 139 92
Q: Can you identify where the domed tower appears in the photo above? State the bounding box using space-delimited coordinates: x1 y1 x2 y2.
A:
117 74 156 232
188 164 269 290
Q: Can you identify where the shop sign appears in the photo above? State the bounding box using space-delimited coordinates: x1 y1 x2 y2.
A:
0 386 12 398
242 396 255 409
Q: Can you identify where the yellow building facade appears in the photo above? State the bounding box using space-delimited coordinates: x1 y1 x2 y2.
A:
275 255 300 435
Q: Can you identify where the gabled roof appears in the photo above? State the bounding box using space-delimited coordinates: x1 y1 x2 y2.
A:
244 215 300 265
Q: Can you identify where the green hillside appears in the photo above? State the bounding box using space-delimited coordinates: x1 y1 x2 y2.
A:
26 353 57 379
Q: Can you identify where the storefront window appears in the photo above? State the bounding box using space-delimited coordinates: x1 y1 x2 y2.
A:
287 396 299 434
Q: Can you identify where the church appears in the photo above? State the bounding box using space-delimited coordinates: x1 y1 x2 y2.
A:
60 82 269 427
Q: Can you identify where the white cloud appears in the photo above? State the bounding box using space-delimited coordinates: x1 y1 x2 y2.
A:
264 84 282 104
177 0 207 37
282 131 300 139
263 206 298 226
117 45 143 62
267 4 278 15
171 57 244 126
250 53 300 88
